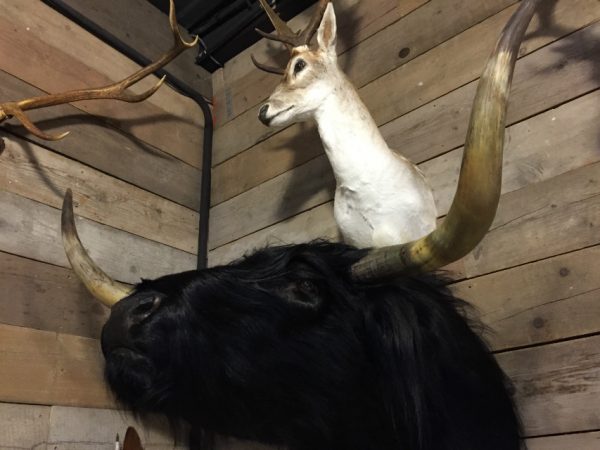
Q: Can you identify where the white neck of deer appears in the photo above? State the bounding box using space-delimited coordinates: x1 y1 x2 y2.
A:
314 74 393 186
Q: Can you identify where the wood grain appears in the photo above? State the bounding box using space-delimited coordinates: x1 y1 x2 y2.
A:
0 402 50 449
382 21 600 165
1 135 199 254
0 324 114 409
0 251 108 339
209 155 336 249
0 191 196 285
499 335 600 436
213 0 517 162
209 202 340 267
60 0 212 97
0 70 201 210
208 89 600 250
211 0 600 204
48 406 185 450
463 162 600 278
453 246 600 351
423 89 600 216
0 1 204 167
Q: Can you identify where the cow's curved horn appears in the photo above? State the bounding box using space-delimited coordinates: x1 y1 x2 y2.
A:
351 0 541 281
61 189 132 307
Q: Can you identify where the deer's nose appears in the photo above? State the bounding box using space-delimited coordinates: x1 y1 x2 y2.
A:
258 104 270 125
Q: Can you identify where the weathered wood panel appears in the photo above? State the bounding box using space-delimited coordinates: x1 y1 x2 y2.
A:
462 162 600 278
0 402 50 450
0 71 201 210
383 20 600 165
423 89 600 216
0 402 192 450
453 246 600 351
0 1 204 168
48 406 185 450
527 432 600 449
208 89 600 250
210 155 336 249
0 324 113 409
0 252 107 338
0 191 196 285
209 202 340 267
1 135 199 254
214 0 428 126
1 401 598 450
213 0 518 163
500 335 600 436
60 0 212 97
211 0 599 205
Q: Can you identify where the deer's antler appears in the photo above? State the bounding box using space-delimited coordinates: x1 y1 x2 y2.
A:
0 0 198 142
252 0 329 74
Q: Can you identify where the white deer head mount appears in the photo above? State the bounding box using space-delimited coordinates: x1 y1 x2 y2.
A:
254 1 339 127
253 1 438 248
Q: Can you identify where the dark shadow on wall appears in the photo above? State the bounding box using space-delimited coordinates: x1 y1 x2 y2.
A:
268 121 335 221
525 0 600 150
0 111 198 205
3 111 195 160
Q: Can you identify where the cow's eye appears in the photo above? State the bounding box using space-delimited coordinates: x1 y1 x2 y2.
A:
131 296 162 324
298 280 318 296
294 59 306 75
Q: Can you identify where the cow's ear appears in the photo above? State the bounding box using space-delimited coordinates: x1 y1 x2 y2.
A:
281 279 324 311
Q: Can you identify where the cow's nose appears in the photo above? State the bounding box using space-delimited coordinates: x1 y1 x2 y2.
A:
258 104 270 125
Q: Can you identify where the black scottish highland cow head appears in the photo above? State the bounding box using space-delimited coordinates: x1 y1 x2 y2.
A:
101 242 521 450
60 1 541 449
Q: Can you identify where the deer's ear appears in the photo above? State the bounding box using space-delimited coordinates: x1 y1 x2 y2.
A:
317 3 337 56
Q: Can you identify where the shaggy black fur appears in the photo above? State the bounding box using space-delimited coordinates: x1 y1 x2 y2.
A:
102 242 523 450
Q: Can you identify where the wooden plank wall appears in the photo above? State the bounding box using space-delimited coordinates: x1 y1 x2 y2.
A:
208 0 600 447
0 403 188 449
0 0 202 421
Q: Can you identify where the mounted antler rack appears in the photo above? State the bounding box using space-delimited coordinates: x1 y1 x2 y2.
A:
0 0 198 142
252 0 329 75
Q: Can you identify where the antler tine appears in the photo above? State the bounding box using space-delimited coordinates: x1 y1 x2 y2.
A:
119 0 198 90
3 104 70 141
0 0 197 142
298 0 329 46
255 0 298 50
169 0 199 49
251 55 286 75
253 0 329 75
255 0 330 49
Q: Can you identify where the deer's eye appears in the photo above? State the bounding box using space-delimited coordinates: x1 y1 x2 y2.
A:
294 59 307 75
